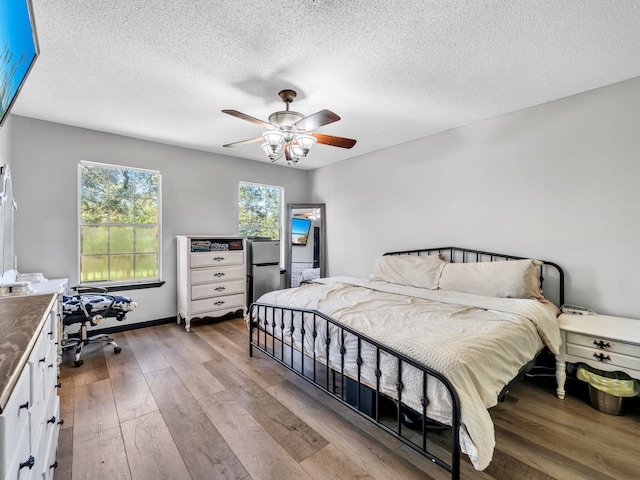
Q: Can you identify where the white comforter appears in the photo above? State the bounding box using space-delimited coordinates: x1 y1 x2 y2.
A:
253 277 561 470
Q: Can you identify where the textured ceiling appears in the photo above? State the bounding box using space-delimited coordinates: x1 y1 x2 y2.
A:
12 0 640 170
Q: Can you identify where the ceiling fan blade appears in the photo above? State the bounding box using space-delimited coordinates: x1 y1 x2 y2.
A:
294 109 341 131
222 109 272 128
312 133 357 149
223 136 265 148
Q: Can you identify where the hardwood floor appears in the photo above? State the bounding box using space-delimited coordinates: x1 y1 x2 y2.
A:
55 317 640 480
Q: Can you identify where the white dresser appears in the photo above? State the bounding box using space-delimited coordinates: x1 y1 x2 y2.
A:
555 313 640 399
176 235 247 332
0 294 62 480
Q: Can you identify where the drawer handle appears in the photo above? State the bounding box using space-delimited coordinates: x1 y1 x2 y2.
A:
47 415 57 425
19 401 29 410
214 272 226 277
214 300 225 306
48 330 54 337
215 286 226 292
20 456 35 470
213 257 225 262
593 340 611 349
55 383 62 389
593 352 611 362
39 356 46 363
50 461 58 470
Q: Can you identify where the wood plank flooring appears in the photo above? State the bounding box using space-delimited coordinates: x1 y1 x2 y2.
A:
55 317 640 480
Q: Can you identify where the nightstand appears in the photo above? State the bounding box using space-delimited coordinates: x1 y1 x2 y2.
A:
555 313 640 399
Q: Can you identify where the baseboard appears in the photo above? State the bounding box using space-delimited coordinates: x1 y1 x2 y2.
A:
86 316 177 337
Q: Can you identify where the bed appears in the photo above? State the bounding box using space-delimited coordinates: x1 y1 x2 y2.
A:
248 247 564 479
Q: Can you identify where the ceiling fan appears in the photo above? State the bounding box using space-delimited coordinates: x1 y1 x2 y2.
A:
222 89 356 165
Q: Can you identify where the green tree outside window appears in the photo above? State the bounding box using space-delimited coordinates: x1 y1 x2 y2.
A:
80 162 160 284
238 182 282 239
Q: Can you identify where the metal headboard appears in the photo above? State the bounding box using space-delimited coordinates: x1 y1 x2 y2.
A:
384 246 565 307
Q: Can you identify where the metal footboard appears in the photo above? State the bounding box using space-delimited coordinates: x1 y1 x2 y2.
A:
249 302 462 480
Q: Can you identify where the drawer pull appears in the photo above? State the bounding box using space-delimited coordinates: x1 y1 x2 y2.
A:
19 456 35 470
215 286 226 292
39 356 46 363
214 300 226 306
48 330 54 337
47 415 57 425
55 383 62 389
593 352 611 362
213 256 225 262
19 401 29 410
50 461 58 470
214 272 226 277
593 340 611 349
58 418 65 426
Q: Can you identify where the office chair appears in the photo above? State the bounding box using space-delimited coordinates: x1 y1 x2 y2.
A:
61 287 137 367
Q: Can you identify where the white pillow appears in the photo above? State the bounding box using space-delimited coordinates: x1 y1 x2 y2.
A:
370 255 446 290
438 259 543 299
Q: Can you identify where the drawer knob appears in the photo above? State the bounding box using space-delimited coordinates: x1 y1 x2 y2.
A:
593 352 611 362
47 415 57 425
39 356 46 363
214 272 226 277
213 257 225 262
593 340 611 349
55 383 62 389
19 456 35 470
19 401 29 410
214 300 225 306
215 286 226 292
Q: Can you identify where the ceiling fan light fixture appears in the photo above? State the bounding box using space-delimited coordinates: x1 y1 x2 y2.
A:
262 130 285 153
295 134 317 156
261 142 283 162
290 142 304 158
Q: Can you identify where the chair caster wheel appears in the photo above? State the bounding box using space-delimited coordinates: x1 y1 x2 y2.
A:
74 360 84 368
114 346 122 354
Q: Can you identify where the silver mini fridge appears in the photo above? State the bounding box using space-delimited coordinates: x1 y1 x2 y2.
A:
247 238 281 305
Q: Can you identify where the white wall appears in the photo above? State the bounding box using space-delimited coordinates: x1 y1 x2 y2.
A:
311 76 640 320
0 116 10 166
10 116 310 328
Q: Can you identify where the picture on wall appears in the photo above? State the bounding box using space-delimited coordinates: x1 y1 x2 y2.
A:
291 217 312 246
1 0 39 127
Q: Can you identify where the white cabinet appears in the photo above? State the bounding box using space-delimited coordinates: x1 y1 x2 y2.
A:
555 313 640 399
0 294 62 480
177 236 247 332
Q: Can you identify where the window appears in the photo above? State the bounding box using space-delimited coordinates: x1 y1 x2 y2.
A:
238 182 283 239
79 161 161 285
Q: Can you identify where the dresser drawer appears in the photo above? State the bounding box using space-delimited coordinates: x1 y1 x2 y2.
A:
566 343 640 372
192 279 246 300
2 424 30 480
0 364 31 479
566 332 639 358
190 293 246 315
190 265 245 285
190 251 243 268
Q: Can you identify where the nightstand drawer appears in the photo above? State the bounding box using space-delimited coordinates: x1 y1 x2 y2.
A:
192 279 245 299
190 251 243 268
566 343 640 372
190 265 245 284
566 332 639 358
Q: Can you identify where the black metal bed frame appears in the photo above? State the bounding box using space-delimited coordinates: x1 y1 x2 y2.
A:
248 246 565 480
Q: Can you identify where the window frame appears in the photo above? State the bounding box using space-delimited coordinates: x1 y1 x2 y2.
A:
78 160 162 289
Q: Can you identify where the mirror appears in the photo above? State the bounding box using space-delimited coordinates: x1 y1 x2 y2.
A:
285 203 326 288
0 165 15 279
